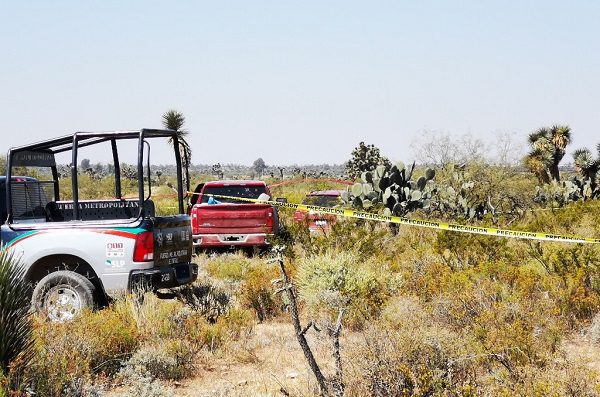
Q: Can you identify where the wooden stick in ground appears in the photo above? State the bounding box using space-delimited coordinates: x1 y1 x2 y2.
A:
274 251 330 396
330 308 345 397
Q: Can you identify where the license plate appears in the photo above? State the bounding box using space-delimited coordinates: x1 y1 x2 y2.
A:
315 220 328 226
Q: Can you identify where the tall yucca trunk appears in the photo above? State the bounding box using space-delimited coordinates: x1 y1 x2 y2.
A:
0 252 33 384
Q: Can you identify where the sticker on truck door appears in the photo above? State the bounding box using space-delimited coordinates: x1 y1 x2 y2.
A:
105 258 125 268
106 242 125 257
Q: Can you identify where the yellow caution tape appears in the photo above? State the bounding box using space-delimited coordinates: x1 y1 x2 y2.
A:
192 193 600 245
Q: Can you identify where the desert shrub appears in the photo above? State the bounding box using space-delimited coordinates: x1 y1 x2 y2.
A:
125 292 185 339
526 200 600 236
218 307 255 339
345 294 599 396
239 262 284 322
197 309 254 352
434 264 564 362
290 218 391 260
204 253 253 281
434 231 515 270
199 253 284 322
25 288 252 396
532 241 600 280
59 378 104 397
297 250 400 329
27 306 138 396
119 369 175 397
173 282 231 323
120 340 195 382
346 296 478 396
482 361 599 396
524 242 600 324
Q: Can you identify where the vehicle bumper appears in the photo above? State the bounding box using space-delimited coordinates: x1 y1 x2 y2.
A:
308 225 332 234
129 262 198 290
192 233 271 247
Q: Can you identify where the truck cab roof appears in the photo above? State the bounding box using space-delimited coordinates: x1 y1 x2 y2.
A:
202 180 267 187
308 190 343 197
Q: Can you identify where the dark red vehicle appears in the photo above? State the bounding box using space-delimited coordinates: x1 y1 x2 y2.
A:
293 190 344 233
189 180 278 250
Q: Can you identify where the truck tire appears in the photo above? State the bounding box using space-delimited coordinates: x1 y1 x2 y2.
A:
32 270 96 322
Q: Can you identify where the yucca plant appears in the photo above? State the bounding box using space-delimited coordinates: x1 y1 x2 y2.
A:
162 109 192 192
573 145 600 193
0 251 33 386
524 125 572 183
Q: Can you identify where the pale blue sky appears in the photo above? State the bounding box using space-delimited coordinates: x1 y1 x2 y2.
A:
1 1 599 165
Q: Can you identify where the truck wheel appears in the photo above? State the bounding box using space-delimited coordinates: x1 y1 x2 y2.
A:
32 271 96 322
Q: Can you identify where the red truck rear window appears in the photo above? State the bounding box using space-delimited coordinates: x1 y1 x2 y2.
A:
301 195 341 207
201 186 267 204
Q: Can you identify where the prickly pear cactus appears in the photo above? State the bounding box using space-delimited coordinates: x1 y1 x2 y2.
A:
428 165 487 220
342 161 437 216
534 176 598 207
344 162 522 222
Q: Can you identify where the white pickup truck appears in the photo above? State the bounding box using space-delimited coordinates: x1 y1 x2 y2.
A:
1 129 197 321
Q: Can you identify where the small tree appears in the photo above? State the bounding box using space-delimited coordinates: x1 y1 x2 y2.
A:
93 163 104 176
252 158 266 178
410 131 487 167
345 142 390 180
80 158 91 170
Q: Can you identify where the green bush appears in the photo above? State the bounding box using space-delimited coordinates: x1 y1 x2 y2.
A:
297 250 400 329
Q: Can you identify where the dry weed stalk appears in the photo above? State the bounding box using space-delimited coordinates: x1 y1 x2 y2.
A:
269 246 343 397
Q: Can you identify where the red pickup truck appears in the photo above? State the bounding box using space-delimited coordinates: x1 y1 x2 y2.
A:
293 190 344 233
189 180 278 250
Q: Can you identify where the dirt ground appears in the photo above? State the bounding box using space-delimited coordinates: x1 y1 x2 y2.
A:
563 334 600 375
175 321 330 397
107 320 343 397
106 320 600 397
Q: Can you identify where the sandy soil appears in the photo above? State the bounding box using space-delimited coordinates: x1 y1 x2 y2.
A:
563 333 600 374
107 320 342 397
174 321 329 397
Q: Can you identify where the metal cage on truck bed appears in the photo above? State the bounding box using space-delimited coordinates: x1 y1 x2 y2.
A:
5 129 188 224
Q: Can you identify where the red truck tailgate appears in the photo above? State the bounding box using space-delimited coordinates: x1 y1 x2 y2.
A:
192 203 274 234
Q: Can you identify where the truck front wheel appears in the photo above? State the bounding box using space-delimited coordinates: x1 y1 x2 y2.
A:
32 271 96 322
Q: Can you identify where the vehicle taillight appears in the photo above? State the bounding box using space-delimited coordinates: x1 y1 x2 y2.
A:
191 211 200 234
293 210 305 223
133 231 154 262
266 209 274 229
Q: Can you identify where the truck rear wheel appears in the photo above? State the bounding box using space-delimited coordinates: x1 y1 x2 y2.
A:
32 270 96 322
